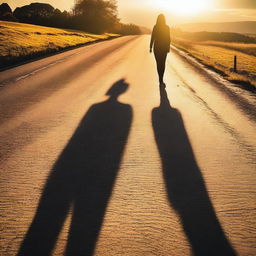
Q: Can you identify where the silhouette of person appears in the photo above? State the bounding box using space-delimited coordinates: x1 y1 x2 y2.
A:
150 14 171 85
18 79 132 256
152 86 236 256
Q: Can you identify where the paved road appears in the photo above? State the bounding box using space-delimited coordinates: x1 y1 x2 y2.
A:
0 35 255 256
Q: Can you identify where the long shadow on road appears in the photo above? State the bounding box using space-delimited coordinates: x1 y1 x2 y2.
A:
18 79 132 256
152 85 236 256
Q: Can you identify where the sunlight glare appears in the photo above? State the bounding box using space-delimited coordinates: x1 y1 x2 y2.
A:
153 0 213 15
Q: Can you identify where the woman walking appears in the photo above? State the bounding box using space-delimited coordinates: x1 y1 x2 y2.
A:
150 14 171 85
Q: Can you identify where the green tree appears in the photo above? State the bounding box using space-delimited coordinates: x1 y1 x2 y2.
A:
14 3 55 25
73 0 119 33
0 3 17 21
13 3 71 29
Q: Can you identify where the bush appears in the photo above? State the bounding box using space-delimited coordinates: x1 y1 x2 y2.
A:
114 23 141 35
0 12 17 22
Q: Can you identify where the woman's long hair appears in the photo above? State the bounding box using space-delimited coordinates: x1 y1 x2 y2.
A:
156 14 166 27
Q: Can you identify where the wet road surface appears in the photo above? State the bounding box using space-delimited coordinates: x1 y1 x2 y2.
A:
0 35 255 255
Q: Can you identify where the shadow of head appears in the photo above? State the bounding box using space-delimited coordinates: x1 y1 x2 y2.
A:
106 79 129 99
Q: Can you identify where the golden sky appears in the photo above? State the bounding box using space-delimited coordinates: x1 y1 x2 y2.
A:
5 0 256 27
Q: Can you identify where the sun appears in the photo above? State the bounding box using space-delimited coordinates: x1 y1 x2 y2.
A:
154 0 213 15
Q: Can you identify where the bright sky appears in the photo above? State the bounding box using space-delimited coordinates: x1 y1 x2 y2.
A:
4 0 256 27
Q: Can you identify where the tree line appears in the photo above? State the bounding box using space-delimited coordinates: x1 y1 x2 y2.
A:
0 1 144 35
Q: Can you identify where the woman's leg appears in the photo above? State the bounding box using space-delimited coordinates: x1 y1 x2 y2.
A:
155 51 167 84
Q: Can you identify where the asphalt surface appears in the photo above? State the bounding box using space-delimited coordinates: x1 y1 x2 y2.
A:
0 35 255 256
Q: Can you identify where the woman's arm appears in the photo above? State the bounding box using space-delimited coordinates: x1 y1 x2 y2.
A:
150 26 156 53
167 26 171 52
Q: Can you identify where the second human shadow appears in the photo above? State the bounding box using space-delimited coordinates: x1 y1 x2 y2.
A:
152 86 236 256
18 79 132 256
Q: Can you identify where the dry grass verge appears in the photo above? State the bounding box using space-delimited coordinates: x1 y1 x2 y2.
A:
0 21 119 69
172 37 256 90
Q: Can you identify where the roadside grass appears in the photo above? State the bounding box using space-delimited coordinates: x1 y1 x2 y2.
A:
172 37 256 89
0 21 119 69
197 41 256 56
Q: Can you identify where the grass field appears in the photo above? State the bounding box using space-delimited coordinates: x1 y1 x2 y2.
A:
0 21 119 69
172 37 256 88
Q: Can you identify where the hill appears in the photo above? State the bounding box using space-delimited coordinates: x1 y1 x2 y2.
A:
177 21 256 34
172 30 256 44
